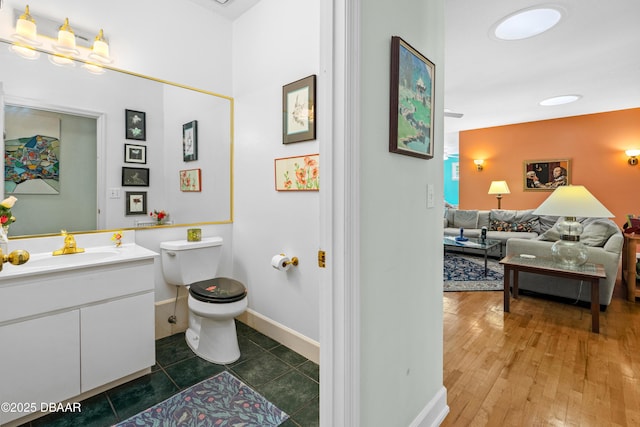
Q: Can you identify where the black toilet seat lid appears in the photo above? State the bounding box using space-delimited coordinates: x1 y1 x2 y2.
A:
189 277 247 303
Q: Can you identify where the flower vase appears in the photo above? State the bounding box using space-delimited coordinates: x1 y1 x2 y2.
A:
0 225 9 254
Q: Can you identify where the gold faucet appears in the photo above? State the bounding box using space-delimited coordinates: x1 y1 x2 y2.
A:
52 230 85 256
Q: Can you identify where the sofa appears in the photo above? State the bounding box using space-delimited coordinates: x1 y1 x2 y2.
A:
443 208 544 254
444 208 623 307
506 218 623 308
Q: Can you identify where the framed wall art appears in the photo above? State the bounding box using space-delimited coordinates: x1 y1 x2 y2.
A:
183 120 198 161
274 154 319 191
523 159 571 191
124 144 146 164
125 191 147 215
122 167 150 187
389 36 435 159
125 109 146 141
282 75 316 144
180 168 202 192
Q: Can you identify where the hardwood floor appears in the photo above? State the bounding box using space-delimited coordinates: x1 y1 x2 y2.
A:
442 278 640 427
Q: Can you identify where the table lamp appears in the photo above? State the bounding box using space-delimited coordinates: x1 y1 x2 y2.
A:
532 185 614 266
488 181 510 209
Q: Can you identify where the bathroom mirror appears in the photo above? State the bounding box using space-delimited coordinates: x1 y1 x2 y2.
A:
0 38 233 238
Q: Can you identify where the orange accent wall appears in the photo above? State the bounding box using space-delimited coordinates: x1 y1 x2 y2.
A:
459 108 640 224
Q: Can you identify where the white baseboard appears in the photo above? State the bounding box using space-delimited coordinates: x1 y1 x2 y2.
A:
154 301 320 364
237 309 320 364
409 386 450 427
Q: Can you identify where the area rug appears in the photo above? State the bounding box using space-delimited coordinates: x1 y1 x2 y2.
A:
444 253 504 292
115 371 288 427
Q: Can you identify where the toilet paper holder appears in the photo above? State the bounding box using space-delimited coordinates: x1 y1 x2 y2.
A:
283 255 299 267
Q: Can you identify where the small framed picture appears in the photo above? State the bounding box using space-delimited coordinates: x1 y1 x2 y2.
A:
282 75 316 144
125 109 146 141
180 168 202 192
183 120 198 161
125 191 147 215
124 144 146 164
274 154 319 191
122 167 150 187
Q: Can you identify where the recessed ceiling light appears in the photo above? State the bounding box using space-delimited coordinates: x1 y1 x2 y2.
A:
493 6 563 41
539 95 581 106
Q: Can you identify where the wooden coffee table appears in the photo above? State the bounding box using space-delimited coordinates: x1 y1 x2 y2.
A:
500 254 606 333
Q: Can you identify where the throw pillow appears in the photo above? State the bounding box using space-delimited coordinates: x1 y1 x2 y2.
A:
490 219 537 232
453 210 479 229
581 220 618 247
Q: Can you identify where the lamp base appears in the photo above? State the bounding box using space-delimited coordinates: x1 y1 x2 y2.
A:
551 238 588 266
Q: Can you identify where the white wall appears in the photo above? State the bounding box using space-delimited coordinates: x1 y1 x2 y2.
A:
232 0 321 342
358 0 446 425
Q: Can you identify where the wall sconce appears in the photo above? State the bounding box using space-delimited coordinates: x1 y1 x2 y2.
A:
626 149 640 166
473 159 484 171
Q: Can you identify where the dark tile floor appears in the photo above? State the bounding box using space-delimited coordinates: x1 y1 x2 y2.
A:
21 321 319 427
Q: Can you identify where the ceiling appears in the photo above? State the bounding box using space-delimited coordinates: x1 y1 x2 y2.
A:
443 0 640 155
189 1 640 156
187 0 260 20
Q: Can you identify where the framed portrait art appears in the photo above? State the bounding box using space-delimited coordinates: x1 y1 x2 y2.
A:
125 109 146 141
122 167 150 187
124 144 146 164
389 36 435 159
523 159 571 191
183 120 198 162
282 75 316 144
125 191 147 215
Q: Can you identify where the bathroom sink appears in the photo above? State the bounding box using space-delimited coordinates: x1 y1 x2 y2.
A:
24 249 121 268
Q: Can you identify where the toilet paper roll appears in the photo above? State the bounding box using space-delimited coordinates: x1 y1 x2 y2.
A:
271 254 291 271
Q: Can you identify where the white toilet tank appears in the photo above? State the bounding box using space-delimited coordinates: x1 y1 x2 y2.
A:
160 236 223 286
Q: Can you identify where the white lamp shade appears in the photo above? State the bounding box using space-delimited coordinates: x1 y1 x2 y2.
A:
488 180 510 195
532 185 613 218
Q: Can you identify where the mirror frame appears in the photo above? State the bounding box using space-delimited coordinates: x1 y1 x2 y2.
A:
0 37 234 239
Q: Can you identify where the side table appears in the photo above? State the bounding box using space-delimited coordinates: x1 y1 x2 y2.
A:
500 254 606 333
622 233 640 302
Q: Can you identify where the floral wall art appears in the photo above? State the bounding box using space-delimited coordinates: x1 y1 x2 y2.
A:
274 154 319 191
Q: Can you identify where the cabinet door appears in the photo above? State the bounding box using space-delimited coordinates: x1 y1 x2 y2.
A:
0 311 80 424
80 293 155 392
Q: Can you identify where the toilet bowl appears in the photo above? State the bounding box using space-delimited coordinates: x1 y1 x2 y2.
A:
160 237 248 364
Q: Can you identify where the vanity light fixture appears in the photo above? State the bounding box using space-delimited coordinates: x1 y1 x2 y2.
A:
88 29 112 64
53 18 79 55
473 159 484 171
13 5 40 44
10 5 41 59
626 149 640 166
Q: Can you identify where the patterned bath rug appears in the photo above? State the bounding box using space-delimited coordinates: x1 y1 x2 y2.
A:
115 371 288 427
444 253 504 292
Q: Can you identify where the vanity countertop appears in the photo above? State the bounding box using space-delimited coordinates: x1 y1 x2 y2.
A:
0 243 158 281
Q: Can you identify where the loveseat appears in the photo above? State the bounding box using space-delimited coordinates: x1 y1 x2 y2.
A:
443 208 545 254
506 218 623 308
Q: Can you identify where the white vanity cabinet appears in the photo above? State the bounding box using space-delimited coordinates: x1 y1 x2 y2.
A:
0 244 157 425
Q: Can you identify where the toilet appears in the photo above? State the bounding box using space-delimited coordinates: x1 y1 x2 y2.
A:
160 237 247 364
